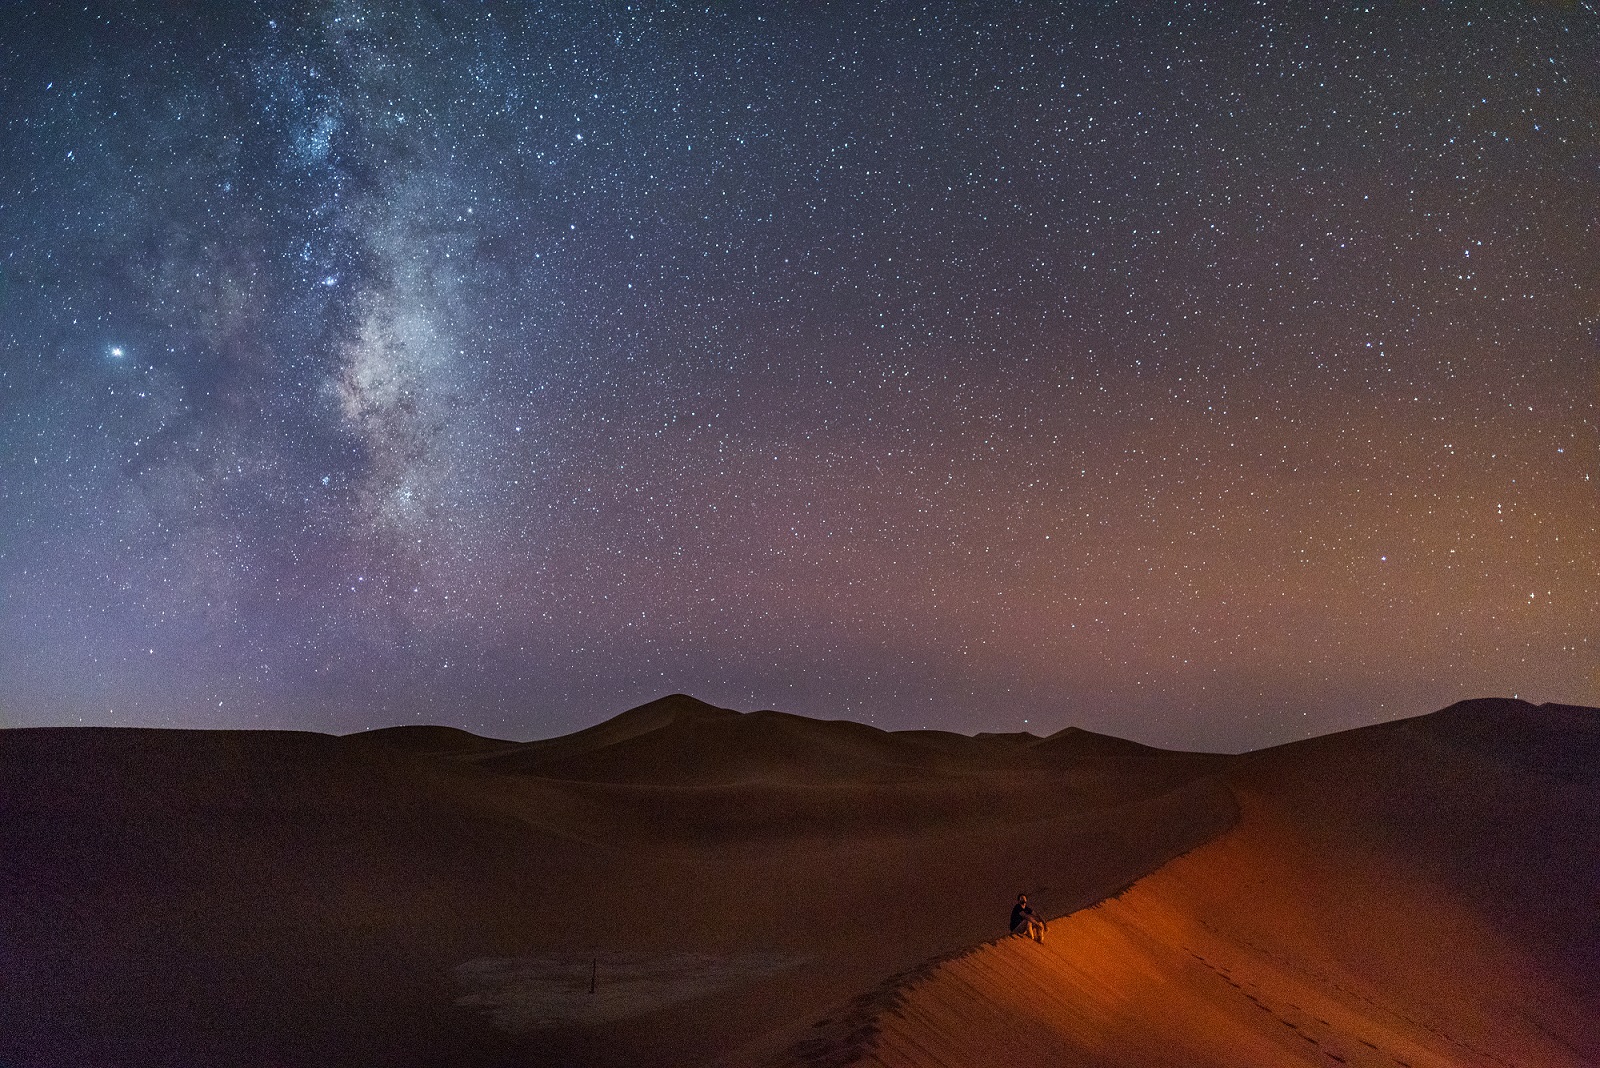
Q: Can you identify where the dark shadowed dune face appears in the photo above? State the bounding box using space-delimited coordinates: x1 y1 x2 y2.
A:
0 697 1235 1068
1244 696 1600 776
1404 698 1600 779
474 695 1225 787
341 723 524 757
485 707 985 785
477 693 743 773
1229 697 1600 1004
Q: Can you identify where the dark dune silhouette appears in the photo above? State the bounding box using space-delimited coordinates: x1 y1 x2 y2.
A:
1 696 1593 1068
340 723 525 757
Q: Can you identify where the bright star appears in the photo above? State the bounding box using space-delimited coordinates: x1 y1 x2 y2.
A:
108 346 125 359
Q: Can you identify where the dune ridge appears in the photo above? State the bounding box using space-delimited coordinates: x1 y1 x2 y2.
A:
470 693 1219 786
3 697 1592 1067
0 694 1231 1068
789 699 1600 1068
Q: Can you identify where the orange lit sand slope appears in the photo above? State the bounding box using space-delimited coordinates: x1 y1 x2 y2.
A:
834 700 1600 1068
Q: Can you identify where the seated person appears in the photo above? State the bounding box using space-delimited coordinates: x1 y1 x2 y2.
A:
1010 892 1046 941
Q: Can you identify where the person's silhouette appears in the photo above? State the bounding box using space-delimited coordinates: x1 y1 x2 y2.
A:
1010 893 1046 942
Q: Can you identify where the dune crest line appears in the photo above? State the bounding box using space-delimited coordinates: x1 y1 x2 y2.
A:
787 700 1600 1068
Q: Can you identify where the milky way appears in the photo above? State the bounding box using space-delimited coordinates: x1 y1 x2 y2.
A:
2 3 1596 750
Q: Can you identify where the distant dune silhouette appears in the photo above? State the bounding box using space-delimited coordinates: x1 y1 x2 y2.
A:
473 694 1222 786
2 696 1594 1067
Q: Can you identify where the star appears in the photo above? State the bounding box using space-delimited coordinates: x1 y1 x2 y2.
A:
0 2 1592 749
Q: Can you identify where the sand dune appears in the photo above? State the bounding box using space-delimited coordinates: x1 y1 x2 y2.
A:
3 696 1591 1067
472 695 1209 786
809 699 1600 1068
0 695 1231 1068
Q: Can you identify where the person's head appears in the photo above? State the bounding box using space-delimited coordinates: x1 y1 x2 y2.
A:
1017 893 1027 903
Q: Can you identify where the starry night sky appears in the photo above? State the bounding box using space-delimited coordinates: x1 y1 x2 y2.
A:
2 2 1596 751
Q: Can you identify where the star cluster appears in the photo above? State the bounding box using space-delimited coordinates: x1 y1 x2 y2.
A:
1 2 1595 750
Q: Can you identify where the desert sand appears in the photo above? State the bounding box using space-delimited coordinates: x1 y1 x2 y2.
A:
818 699 1600 1068
2 695 1594 1067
